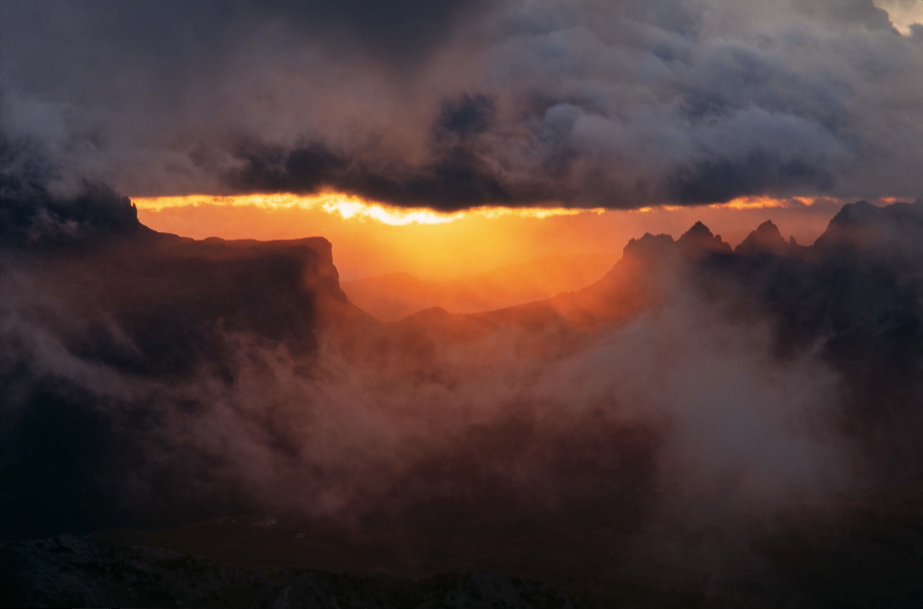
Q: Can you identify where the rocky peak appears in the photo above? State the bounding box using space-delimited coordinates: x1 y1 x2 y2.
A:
0 138 144 248
678 221 732 255
735 220 788 256
622 232 676 262
0 181 144 248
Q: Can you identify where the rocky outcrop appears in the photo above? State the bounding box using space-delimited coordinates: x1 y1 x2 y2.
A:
0 139 146 247
678 221 732 256
735 220 791 256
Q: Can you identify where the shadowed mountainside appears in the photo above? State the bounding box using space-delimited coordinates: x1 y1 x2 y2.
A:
1 171 369 538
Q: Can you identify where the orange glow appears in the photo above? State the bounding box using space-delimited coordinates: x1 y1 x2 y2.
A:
137 193 463 225
134 194 603 227
723 196 823 210
133 193 839 292
638 196 831 213
133 194 608 284
878 197 913 205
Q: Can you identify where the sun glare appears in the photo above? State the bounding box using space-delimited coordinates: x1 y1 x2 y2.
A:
723 196 821 210
131 194 610 226
133 193 458 226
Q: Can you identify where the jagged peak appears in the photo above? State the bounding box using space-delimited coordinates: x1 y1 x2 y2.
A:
735 220 788 255
756 219 781 234
682 221 714 239
678 221 732 254
626 232 675 246
622 232 675 261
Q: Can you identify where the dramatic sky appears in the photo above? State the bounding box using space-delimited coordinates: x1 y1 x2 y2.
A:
3 0 923 209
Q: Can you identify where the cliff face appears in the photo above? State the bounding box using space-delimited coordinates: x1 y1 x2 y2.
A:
0 189 354 539
4 233 346 377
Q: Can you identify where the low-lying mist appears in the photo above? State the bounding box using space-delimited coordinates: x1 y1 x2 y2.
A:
0 223 851 542
150 277 846 530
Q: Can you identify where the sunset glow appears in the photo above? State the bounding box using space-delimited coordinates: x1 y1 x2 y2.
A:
636 196 834 213
134 193 840 283
723 196 831 210
133 194 605 227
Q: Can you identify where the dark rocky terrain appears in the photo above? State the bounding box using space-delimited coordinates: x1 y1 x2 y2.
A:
0 535 589 608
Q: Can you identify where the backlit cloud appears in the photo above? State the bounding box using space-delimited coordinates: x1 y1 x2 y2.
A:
4 0 923 209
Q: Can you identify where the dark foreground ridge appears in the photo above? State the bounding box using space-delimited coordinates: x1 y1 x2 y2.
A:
0 535 589 609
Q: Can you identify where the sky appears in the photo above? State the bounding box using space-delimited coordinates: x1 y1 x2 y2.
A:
3 0 923 212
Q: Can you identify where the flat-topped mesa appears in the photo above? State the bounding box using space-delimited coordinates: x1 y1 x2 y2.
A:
162 236 346 302
735 220 790 256
678 221 732 256
11 231 351 378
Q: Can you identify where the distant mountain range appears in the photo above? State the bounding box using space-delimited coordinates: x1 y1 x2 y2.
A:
340 254 616 321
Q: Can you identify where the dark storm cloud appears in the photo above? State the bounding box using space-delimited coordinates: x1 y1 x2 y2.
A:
436 94 497 138
255 0 492 60
670 152 836 204
227 94 551 209
229 141 521 210
3 0 923 208
2 0 483 69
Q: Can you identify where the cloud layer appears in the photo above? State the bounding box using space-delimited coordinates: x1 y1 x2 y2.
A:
3 0 923 209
